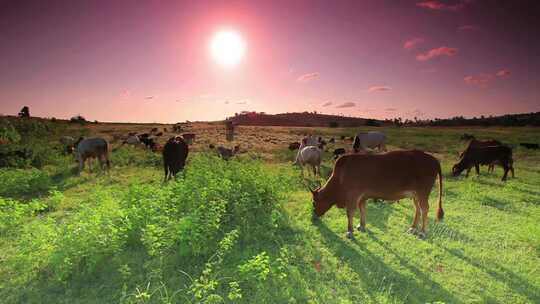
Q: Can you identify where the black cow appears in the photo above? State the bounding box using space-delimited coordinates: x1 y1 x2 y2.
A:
162 136 189 181
452 145 514 181
333 148 346 160
520 143 539 150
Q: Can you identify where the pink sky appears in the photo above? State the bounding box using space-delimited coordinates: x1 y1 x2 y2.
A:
0 0 539 123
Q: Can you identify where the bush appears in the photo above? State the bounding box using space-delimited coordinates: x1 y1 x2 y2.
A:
0 168 52 197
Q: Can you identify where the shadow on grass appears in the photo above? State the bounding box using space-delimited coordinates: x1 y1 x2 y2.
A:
315 222 460 303
440 246 540 303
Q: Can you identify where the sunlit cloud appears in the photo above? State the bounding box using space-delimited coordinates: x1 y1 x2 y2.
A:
403 38 424 50
120 90 131 99
385 108 397 112
322 101 333 107
458 25 479 31
336 102 355 108
496 69 511 77
465 69 510 88
368 86 392 92
297 72 320 82
416 46 458 61
416 0 470 11
145 96 155 100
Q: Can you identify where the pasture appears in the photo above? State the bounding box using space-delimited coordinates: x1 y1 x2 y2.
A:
0 119 539 303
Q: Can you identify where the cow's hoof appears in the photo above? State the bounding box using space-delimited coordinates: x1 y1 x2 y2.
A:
407 227 418 235
357 225 366 233
346 231 355 240
417 231 427 239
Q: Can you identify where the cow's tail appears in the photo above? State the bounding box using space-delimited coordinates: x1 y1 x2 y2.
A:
436 161 444 221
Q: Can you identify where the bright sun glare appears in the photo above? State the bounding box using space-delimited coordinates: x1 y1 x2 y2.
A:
210 30 246 67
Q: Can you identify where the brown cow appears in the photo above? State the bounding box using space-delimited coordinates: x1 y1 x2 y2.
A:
452 145 514 181
311 150 443 239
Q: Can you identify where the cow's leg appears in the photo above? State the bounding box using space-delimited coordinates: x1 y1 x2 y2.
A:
356 199 367 232
465 167 471 177
475 163 480 176
408 197 420 234
502 164 509 181
346 205 356 239
312 165 317 176
418 195 430 239
78 158 85 174
488 164 493 173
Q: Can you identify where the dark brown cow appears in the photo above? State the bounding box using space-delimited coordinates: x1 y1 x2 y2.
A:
520 142 539 149
289 142 301 150
460 139 503 176
453 145 514 181
333 148 346 159
311 150 443 239
162 136 189 181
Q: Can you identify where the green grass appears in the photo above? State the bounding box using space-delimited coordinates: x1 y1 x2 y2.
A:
0 125 539 303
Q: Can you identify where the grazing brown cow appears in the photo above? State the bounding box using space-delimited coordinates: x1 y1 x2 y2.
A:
311 150 443 239
162 136 189 181
453 145 514 181
460 139 502 176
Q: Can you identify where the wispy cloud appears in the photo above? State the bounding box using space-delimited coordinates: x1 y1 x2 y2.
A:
236 99 250 105
458 25 479 31
385 108 397 112
120 90 131 99
465 69 511 88
145 96 155 100
336 102 355 108
322 101 333 107
368 86 392 93
496 69 511 77
416 0 472 11
297 72 320 82
403 38 424 50
416 46 458 61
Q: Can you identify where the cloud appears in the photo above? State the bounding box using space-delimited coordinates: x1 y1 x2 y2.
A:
496 69 511 77
175 99 183 102
120 90 131 99
322 101 333 107
145 96 154 100
368 86 392 93
297 72 320 82
416 46 458 61
465 69 510 87
236 99 250 105
458 25 479 31
464 74 494 88
385 108 397 112
403 38 424 50
336 102 355 108
416 1 471 11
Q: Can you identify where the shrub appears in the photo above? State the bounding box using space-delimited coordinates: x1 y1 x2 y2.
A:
0 168 52 197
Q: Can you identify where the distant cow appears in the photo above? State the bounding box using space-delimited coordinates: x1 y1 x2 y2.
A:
460 133 476 141
76 137 110 173
182 133 196 144
333 148 346 159
138 133 150 139
59 136 75 145
311 150 443 239
289 142 301 150
453 145 514 181
164 128 168 132
217 146 239 160
128 132 137 137
139 136 156 149
520 142 539 150
209 143 215 149
353 131 387 152
329 138 335 144
151 128 159 133
294 145 322 176
340 135 346 140
155 132 163 137
162 136 189 181
123 135 141 146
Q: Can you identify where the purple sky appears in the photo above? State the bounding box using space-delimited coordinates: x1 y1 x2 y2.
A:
1 0 539 123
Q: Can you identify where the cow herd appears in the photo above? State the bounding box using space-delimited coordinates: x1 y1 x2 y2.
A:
55 127 538 240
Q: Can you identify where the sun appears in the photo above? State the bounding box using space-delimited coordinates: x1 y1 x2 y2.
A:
210 30 246 67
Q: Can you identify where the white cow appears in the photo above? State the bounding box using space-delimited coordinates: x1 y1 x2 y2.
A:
123 135 142 146
353 131 387 152
294 145 322 176
76 137 111 173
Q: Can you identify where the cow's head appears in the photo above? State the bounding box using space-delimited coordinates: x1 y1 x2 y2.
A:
311 187 333 218
452 162 465 177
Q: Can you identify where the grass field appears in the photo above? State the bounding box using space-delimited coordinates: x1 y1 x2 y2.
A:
1 120 539 303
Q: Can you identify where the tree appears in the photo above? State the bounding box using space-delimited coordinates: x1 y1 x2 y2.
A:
18 106 30 118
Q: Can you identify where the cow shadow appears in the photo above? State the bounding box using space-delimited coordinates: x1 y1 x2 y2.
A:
315 223 460 303
439 246 540 303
